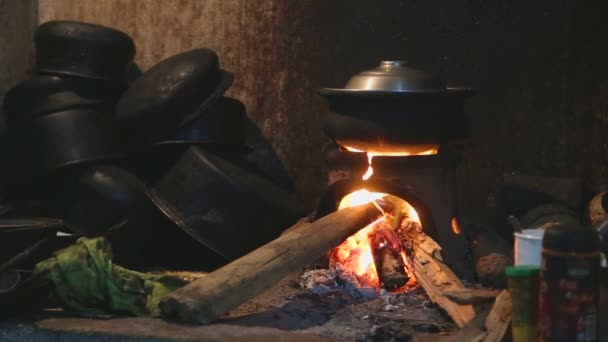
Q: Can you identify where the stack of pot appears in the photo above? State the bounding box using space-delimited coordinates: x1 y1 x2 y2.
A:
0 20 301 272
4 21 134 180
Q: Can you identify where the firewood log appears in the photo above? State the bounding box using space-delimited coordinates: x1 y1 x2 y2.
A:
589 191 608 228
412 246 475 328
370 222 409 290
443 289 502 305
159 203 382 324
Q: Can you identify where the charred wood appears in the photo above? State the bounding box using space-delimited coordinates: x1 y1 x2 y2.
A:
370 223 409 290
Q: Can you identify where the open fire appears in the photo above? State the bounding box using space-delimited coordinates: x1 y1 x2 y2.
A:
329 146 437 292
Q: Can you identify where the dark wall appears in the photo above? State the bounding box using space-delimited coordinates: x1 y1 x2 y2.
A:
35 1 608 217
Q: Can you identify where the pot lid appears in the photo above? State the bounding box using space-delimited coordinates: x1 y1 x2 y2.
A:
319 60 472 96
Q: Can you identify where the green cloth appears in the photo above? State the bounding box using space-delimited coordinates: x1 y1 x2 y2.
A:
34 237 187 317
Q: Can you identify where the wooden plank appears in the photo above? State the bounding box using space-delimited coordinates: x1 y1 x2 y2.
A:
412 246 476 328
159 203 381 324
483 290 511 342
443 289 502 305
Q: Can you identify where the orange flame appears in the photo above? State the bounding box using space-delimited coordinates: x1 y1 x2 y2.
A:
451 217 462 235
331 145 425 291
343 145 438 181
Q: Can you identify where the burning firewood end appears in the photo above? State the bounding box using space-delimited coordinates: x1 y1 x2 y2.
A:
320 193 431 297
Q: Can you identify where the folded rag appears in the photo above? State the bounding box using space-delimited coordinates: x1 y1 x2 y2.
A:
34 237 187 317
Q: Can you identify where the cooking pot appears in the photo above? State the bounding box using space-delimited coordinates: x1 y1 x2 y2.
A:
40 164 148 236
151 97 245 146
10 108 123 177
35 20 135 83
148 146 303 259
116 49 233 144
107 202 229 270
319 61 473 151
3 75 122 127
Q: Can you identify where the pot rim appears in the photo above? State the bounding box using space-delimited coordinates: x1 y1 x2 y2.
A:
0 217 64 234
176 70 234 128
318 87 474 98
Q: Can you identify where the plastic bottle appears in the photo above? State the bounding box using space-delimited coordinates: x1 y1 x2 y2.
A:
538 222 601 341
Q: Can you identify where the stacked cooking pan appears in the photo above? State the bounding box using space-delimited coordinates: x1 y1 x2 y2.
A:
0 20 302 279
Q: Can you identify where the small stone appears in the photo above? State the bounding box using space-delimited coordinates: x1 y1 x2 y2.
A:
379 289 391 297
384 304 399 312
363 315 370 319
413 323 441 333
355 287 379 299
475 253 512 288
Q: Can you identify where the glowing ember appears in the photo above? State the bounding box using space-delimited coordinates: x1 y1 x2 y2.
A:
451 217 462 235
330 145 425 291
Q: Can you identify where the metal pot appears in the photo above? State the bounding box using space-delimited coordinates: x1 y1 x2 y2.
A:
151 97 245 146
116 49 233 144
40 164 148 236
148 146 303 259
10 108 123 177
3 75 122 127
107 202 229 270
318 61 473 151
35 20 135 83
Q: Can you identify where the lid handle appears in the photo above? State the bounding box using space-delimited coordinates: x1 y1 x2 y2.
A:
379 60 409 69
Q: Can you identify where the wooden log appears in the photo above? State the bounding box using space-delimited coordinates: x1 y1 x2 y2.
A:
482 290 511 342
415 290 511 342
371 222 409 290
588 191 608 228
443 289 502 306
374 247 409 290
160 203 382 324
412 246 476 328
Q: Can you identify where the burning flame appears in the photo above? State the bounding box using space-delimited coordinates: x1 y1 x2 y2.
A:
343 145 438 181
330 145 426 291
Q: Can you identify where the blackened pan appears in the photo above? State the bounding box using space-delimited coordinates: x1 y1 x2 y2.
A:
116 49 233 144
148 146 303 260
107 201 229 270
40 164 148 236
35 21 135 83
151 97 245 146
3 75 123 127
10 108 123 176
0 217 63 267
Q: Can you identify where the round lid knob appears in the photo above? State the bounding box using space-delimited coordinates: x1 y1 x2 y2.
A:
343 60 446 92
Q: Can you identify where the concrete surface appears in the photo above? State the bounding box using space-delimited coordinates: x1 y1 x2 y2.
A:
1 319 342 342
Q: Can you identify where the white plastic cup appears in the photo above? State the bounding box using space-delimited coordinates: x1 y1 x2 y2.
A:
514 229 545 266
